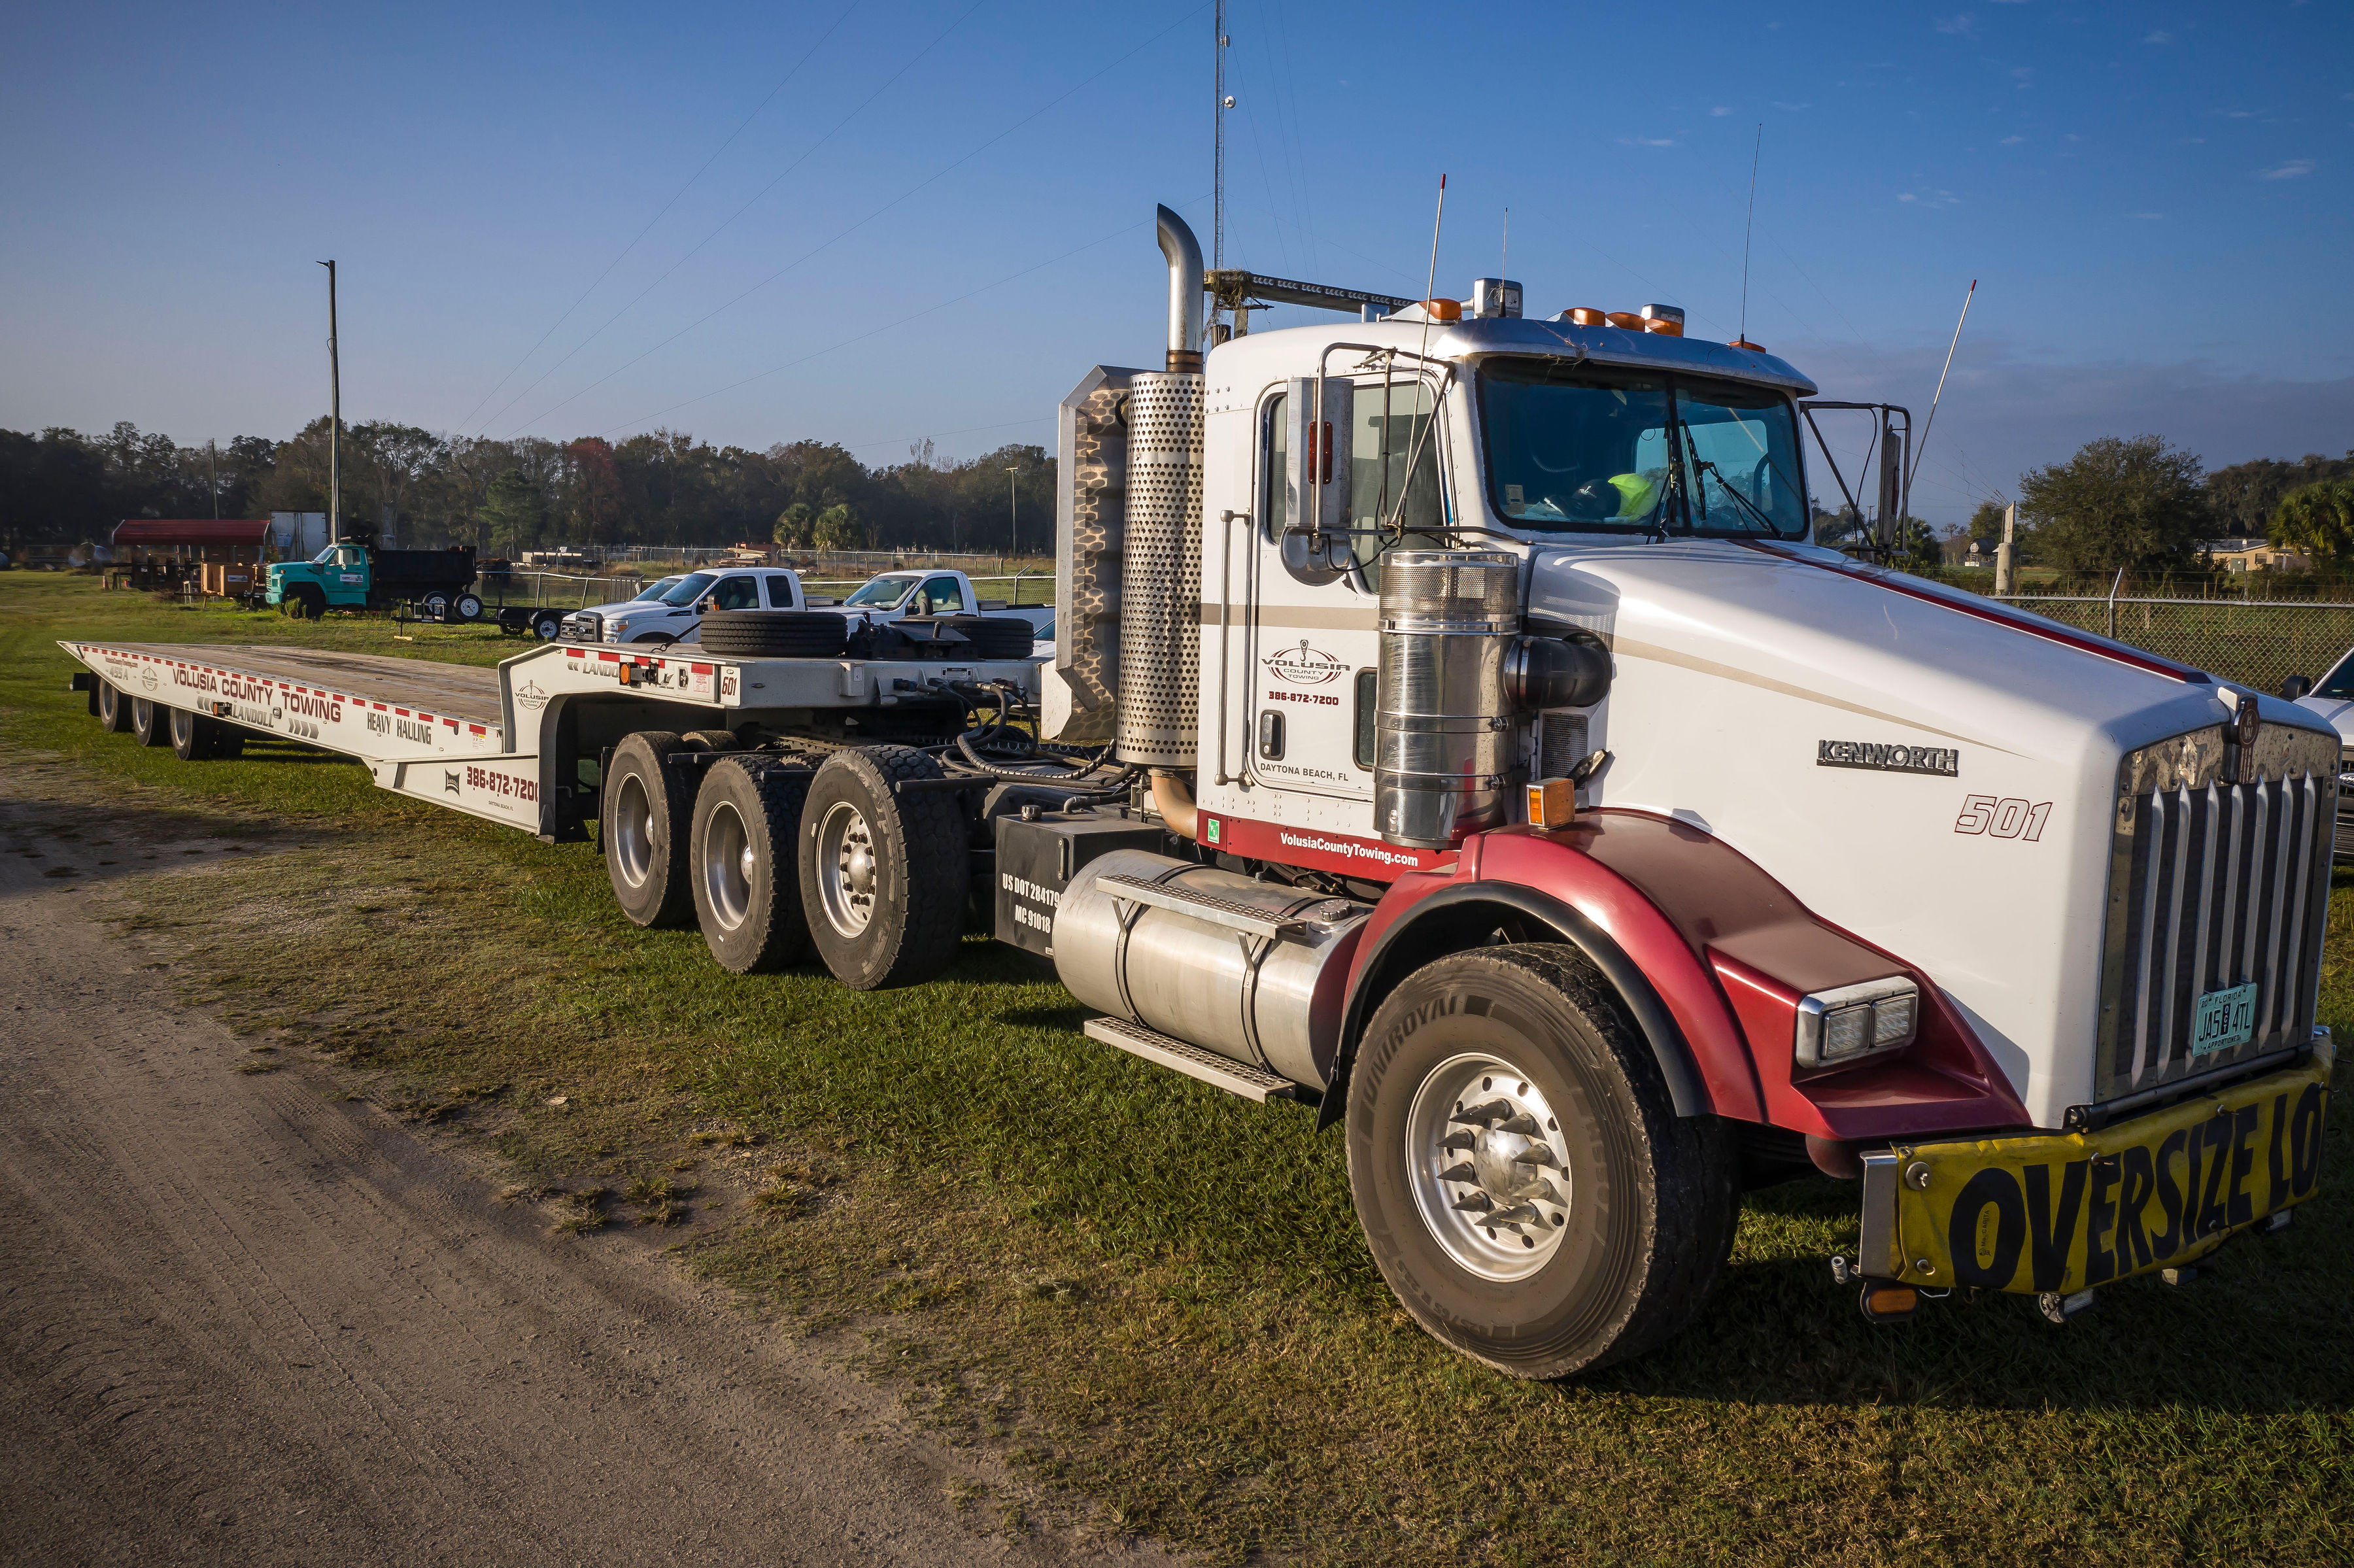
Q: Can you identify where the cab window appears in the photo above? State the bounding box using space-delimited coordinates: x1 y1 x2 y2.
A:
709 575 760 611
915 575 964 614
1264 381 1442 592
762 573 796 607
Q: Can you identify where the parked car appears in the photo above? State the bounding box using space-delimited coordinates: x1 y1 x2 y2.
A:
820 569 1053 638
2285 653 2354 859
578 567 806 645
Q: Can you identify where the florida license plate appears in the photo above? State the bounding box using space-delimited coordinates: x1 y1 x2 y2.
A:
2192 981 2259 1058
1860 1040 2332 1297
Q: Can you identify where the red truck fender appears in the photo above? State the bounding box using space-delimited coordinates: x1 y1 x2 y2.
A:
1321 812 2030 1142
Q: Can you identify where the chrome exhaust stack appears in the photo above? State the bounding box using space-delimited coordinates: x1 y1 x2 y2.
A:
1116 207 1206 768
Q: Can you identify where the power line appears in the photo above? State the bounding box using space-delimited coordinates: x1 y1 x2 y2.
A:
509 3 1214 439
452 0 863 432
479 0 983 437
592 203 1201 439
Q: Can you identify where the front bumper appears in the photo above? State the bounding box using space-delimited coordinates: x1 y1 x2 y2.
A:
1858 1033 2332 1296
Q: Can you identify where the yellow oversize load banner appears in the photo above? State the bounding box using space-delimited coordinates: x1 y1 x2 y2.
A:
1861 1043 2332 1296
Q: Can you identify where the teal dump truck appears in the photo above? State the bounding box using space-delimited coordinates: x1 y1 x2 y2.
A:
267 541 485 622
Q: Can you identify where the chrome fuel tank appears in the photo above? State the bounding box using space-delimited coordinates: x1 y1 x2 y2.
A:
1052 849 1369 1089
1375 549 1524 848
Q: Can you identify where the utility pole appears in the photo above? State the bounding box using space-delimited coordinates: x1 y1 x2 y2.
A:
207 439 219 520
1006 466 1019 560
1994 502 2017 595
318 260 341 541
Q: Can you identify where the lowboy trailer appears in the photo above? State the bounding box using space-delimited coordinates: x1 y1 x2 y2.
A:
63 204 2339 1380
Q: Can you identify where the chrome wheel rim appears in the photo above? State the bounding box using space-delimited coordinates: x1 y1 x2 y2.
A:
1405 1053 1572 1282
813 800 877 938
700 800 755 931
612 773 656 889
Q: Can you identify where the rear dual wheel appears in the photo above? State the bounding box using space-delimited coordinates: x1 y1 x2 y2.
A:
1346 945 1741 1380
690 758 812 974
168 706 243 760
96 682 133 733
798 745 966 991
130 698 172 747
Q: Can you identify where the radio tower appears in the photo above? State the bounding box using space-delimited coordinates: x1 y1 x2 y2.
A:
1212 1 1228 336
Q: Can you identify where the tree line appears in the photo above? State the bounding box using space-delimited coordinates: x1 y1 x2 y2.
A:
1958 439 2354 580
0 420 1054 558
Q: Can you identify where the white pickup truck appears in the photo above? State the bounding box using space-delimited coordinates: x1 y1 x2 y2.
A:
821 569 1054 641
565 567 806 645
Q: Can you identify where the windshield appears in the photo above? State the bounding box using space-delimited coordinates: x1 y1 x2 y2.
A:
845 574 919 607
655 571 719 607
634 575 683 602
311 546 337 564
1480 358 1807 538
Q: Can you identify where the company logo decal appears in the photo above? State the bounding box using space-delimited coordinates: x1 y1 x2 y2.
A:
141 666 158 692
515 678 548 712
1264 639 1348 687
1818 739 1959 777
445 770 462 795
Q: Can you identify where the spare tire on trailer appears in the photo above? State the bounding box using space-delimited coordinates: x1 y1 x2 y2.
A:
898 615 1032 660
797 745 968 990
130 697 172 747
698 609 847 659
602 731 699 929
690 757 813 974
96 681 134 733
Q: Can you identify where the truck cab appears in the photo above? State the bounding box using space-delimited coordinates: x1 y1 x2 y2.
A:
1027 207 2338 1375
268 541 480 620
592 566 804 644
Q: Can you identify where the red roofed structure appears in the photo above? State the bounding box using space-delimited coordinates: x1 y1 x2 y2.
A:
111 518 273 561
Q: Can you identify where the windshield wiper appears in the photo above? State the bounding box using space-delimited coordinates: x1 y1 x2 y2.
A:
1691 458 1783 535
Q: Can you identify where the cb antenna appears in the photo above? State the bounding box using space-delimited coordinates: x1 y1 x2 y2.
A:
1501 205 1509 279
1739 124 1762 345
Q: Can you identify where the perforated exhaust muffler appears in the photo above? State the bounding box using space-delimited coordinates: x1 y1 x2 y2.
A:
1114 207 1206 769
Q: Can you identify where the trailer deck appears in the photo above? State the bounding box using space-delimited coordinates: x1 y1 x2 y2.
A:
64 635 1043 840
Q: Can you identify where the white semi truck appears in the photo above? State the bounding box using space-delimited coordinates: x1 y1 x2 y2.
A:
64 207 2334 1379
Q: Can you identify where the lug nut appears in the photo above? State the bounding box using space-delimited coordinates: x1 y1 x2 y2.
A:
1436 1162 1478 1184
1450 1191 1493 1213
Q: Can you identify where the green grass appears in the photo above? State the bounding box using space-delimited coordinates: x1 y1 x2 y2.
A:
5 569 2351 1565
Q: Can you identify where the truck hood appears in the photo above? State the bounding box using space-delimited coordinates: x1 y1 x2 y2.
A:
1526 537 2334 1126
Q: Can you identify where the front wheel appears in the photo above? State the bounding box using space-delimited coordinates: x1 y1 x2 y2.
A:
1346 944 1739 1380
530 610 564 641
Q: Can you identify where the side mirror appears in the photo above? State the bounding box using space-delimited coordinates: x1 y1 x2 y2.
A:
2280 674 2313 701
1281 377 1354 585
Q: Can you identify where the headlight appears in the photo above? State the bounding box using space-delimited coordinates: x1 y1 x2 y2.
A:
1794 976 1920 1068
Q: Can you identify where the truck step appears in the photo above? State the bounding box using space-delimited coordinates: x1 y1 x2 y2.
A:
1095 873 1311 940
1080 1015 1299 1102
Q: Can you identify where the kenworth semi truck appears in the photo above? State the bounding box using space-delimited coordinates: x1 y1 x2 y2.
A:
65 207 2334 1379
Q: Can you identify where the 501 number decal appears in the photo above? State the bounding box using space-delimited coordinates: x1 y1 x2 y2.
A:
1955 795 2051 841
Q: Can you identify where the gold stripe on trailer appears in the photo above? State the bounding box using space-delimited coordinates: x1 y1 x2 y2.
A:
1859 1038 2332 1296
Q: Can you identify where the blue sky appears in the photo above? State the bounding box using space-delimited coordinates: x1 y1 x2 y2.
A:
3 0 2347 523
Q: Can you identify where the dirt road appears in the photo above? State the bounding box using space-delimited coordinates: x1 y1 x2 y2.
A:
0 783 1114 1566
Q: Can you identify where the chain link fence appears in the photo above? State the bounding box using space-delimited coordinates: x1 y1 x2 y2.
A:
1990 592 2354 694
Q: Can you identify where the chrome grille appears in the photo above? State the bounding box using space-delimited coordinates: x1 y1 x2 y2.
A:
2336 747 2354 861
2095 721 2338 1104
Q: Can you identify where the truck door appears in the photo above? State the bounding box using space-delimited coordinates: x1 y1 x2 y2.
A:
1238 375 1444 803
706 574 760 611
760 572 798 608
332 546 367 602
914 575 965 615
